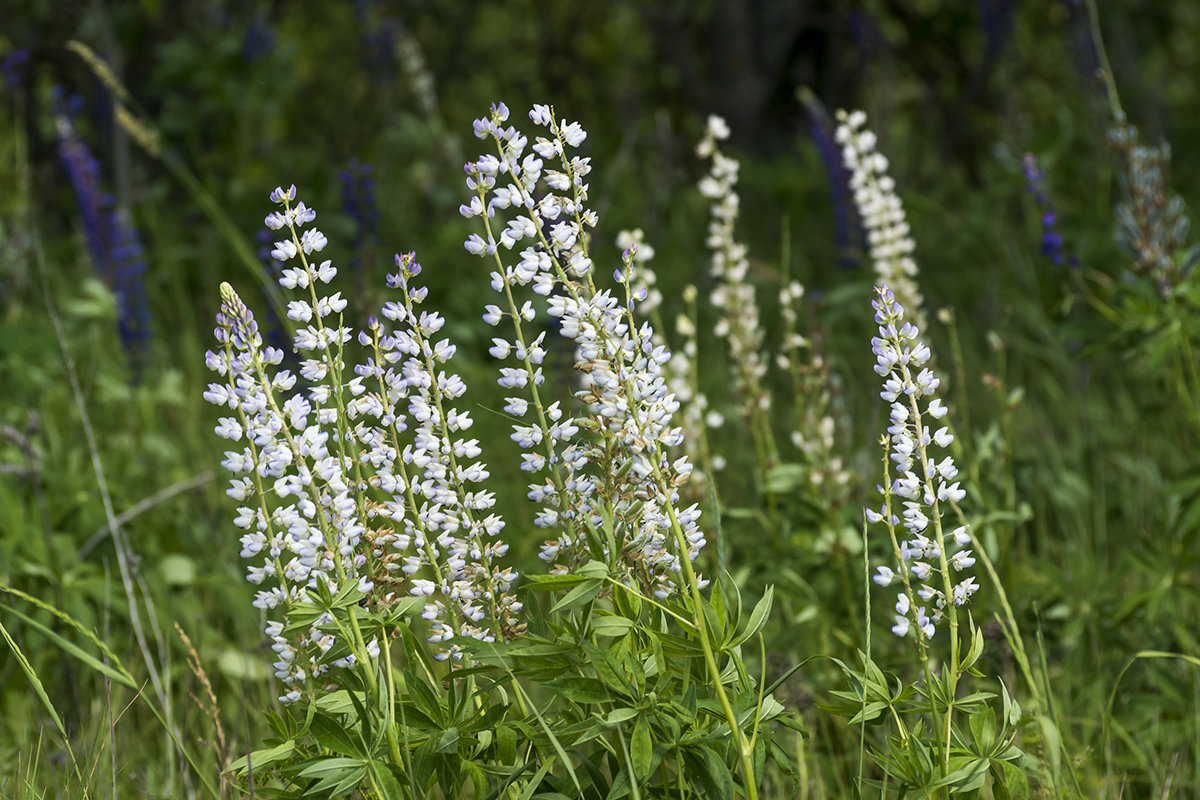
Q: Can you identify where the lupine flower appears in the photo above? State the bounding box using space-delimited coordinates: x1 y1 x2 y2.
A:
802 94 864 269
778 281 850 495
866 286 977 642
107 207 152 372
354 0 398 85
206 188 520 699
1109 122 1192 296
667 285 724 484
1 48 29 90
615 229 660 314
461 102 706 599
56 105 152 375
836 110 926 331
242 11 275 63
977 0 1015 60
254 228 292 356
1021 153 1076 268
56 108 108 273
696 115 773 431
340 159 380 294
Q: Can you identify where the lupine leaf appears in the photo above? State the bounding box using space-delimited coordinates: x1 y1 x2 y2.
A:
548 676 610 704
523 573 596 590
436 726 460 754
631 714 652 780
229 740 296 775
729 585 773 647
549 579 602 614
591 614 635 637
309 711 364 757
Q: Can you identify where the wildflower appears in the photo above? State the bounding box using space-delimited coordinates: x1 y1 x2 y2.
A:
56 104 152 376
837 110 926 330
868 286 977 642
462 103 706 597
207 189 521 699
802 93 864 268
1021 153 1076 268
1 48 29 90
1109 122 1191 296
340 159 380 291
696 115 774 457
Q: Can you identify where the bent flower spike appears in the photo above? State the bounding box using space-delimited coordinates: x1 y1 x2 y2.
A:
866 286 977 641
206 186 521 701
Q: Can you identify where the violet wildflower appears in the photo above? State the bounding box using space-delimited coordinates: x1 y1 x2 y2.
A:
1 48 29 90
867 286 977 643
354 0 398 85
242 11 275 63
837 110 926 331
461 102 707 598
107 208 151 373
1021 153 1076 268
977 0 1015 60
340 159 380 294
802 94 864 269
56 106 152 375
56 110 109 274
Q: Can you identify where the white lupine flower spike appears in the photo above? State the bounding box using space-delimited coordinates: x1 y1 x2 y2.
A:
462 103 707 598
696 116 775 460
207 189 522 698
867 285 977 645
838 111 926 331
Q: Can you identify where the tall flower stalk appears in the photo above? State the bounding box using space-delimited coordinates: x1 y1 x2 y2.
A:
462 103 706 599
460 102 758 797
866 285 979 780
838 111 926 331
205 187 521 710
696 115 778 476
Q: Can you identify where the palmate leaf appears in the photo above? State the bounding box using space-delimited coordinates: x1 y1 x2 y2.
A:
229 740 297 776
630 714 652 780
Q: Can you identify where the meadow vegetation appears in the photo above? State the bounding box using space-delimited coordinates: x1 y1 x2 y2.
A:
2 1 1200 797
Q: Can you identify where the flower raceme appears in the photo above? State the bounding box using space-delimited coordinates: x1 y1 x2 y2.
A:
837 110 926 331
866 286 978 641
205 185 520 700
459 102 707 599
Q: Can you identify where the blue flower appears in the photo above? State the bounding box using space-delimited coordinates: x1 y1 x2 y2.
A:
1022 153 1078 268
55 99 153 376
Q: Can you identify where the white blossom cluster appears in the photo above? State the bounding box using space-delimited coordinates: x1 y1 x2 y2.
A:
836 110 926 332
367 252 523 659
206 188 520 700
667 285 725 485
696 115 772 422
778 282 849 494
460 102 706 598
866 286 978 641
616 229 661 314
